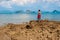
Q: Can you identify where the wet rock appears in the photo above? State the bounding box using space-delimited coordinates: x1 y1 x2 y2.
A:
49 32 52 34
21 27 24 29
37 37 39 39
56 30 60 32
50 26 55 29
26 25 32 29
42 33 44 36
11 38 17 40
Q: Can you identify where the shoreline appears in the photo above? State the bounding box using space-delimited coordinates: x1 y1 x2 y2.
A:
0 20 60 26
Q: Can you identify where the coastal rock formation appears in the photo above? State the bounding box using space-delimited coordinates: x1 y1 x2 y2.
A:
0 20 60 40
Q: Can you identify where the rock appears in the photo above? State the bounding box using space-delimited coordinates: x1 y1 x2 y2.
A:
11 38 17 40
26 25 32 29
0 32 11 40
30 39 32 40
0 20 60 40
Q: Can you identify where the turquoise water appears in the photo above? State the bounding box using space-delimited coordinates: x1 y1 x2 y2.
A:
0 12 60 25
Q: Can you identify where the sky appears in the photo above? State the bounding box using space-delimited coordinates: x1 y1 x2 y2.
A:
0 0 60 12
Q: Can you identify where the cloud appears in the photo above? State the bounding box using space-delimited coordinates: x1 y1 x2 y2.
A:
42 0 59 2
0 0 37 9
12 0 37 5
0 0 60 11
0 1 12 9
37 0 60 11
0 0 37 6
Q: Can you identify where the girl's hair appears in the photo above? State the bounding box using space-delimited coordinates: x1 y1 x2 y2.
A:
38 10 40 11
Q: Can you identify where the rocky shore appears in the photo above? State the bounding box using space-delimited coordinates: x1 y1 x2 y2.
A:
0 20 60 40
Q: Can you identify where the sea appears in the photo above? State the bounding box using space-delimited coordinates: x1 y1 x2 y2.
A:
0 12 60 25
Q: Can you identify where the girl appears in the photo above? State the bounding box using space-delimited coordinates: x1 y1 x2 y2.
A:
37 10 41 22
